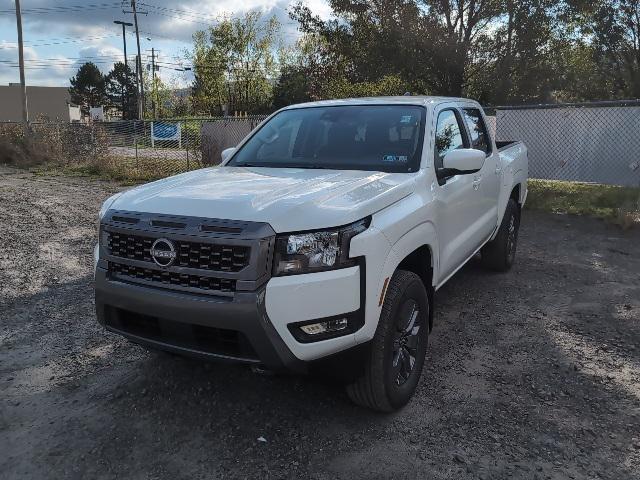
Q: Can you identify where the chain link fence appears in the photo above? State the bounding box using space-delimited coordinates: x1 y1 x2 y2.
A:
3 102 640 187
0 116 268 180
102 116 267 167
489 101 640 187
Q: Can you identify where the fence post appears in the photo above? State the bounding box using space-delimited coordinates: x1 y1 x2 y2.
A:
134 121 138 168
91 123 96 160
185 120 189 171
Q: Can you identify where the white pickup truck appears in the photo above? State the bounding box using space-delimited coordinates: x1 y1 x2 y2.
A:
95 96 528 411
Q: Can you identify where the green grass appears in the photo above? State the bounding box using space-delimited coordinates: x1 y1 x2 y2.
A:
526 179 640 228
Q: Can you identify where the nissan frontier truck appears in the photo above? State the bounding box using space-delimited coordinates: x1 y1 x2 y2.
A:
95 96 528 411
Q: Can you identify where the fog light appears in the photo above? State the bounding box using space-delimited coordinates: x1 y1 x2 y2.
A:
299 318 348 336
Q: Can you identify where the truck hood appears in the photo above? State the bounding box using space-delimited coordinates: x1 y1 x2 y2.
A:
110 166 416 232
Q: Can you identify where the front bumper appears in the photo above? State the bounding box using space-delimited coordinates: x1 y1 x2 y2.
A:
95 210 368 371
95 267 305 372
95 263 364 371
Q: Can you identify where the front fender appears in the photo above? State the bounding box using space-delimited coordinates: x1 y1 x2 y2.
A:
352 221 438 345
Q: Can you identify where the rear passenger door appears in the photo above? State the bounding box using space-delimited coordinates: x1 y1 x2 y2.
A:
432 106 488 282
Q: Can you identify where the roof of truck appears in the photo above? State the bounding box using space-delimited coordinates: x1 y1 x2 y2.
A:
281 96 478 110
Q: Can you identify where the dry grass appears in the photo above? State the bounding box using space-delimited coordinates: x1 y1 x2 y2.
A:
0 122 110 168
34 155 206 185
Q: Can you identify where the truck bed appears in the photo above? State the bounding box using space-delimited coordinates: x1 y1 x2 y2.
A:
496 140 520 151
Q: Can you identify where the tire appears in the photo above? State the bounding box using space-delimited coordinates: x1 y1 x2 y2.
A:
346 270 429 412
481 198 520 272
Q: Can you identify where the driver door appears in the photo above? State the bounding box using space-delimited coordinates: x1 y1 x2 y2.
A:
432 106 488 283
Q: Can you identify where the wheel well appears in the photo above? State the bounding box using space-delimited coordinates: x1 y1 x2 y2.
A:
510 184 521 204
396 245 434 331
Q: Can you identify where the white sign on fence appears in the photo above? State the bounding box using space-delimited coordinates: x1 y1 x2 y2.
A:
89 106 104 121
151 122 181 147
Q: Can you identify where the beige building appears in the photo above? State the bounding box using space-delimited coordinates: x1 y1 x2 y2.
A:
0 84 80 122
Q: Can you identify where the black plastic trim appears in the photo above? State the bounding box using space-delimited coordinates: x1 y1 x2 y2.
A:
106 325 261 364
95 266 306 372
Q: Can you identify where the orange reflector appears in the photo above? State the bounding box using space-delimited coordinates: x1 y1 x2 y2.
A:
378 277 390 306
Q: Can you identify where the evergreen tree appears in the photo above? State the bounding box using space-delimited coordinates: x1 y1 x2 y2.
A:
106 62 138 120
68 62 107 115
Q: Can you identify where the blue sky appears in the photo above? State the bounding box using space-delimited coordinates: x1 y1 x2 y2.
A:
0 0 330 87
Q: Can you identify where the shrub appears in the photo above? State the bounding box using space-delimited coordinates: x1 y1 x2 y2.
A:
0 122 110 167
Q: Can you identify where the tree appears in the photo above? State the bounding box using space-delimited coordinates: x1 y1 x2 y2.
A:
291 0 506 97
291 1 433 94
272 65 311 109
468 0 563 104
272 34 338 106
190 12 282 115
68 62 107 114
421 0 504 96
105 62 138 120
574 0 640 98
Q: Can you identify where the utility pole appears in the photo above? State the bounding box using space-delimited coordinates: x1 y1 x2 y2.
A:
113 20 132 68
114 20 133 120
151 48 156 119
14 0 28 126
124 0 145 119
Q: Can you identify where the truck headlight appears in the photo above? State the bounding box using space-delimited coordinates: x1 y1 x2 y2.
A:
273 218 370 276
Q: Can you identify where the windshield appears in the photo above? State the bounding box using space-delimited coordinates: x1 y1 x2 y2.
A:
228 105 426 172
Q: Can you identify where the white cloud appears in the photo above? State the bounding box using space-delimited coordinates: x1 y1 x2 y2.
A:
0 39 124 86
0 41 69 86
0 0 331 86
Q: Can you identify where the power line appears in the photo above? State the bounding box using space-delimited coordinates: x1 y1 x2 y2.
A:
0 35 120 49
137 29 187 42
0 58 135 67
139 2 297 29
24 33 115 43
139 3 222 24
0 2 122 15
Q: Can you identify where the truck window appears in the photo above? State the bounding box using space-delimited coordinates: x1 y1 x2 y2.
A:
434 109 467 171
229 105 427 173
462 108 491 154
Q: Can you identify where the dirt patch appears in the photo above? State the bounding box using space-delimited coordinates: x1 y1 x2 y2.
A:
1 168 639 479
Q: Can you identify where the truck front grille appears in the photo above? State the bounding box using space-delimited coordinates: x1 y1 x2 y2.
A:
107 231 250 272
109 262 236 293
100 212 275 296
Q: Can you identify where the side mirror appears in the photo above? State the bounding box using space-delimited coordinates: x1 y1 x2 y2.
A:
442 148 485 175
221 147 237 163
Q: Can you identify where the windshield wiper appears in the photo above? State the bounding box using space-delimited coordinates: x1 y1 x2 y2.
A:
280 164 333 170
234 163 268 168
234 162 333 170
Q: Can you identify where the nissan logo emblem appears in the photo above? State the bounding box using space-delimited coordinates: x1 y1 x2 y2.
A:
150 238 177 267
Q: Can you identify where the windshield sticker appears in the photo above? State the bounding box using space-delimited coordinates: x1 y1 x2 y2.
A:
383 155 409 163
400 115 413 124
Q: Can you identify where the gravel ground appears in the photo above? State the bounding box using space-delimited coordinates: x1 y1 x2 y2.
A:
1 167 639 480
